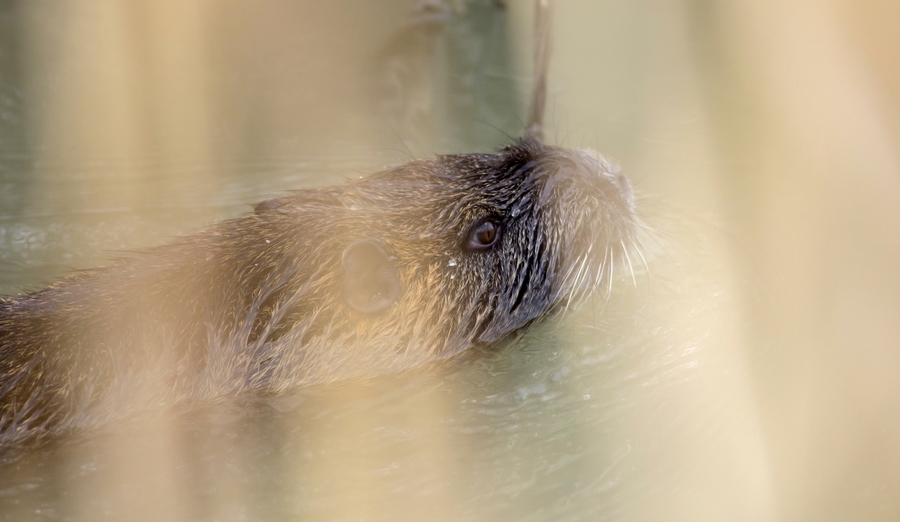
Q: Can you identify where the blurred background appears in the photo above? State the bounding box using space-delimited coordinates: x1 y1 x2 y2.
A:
1 0 899 521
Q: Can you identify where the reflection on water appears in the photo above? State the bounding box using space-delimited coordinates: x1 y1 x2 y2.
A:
2 0 900 521
0 152 383 295
0 214 765 521
0 192 768 520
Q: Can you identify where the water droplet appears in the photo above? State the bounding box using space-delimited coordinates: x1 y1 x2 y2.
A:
447 258 457 267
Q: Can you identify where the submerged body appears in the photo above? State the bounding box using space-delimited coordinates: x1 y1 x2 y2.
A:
0 139 635 440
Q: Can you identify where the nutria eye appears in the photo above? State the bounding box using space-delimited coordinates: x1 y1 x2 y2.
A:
464 217 501 251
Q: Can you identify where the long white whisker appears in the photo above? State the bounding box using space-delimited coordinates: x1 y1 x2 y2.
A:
621 239 636 288
560 249 581 291
577 242 594 294
564 252 589 314
606 249 614 298
630 236 650 276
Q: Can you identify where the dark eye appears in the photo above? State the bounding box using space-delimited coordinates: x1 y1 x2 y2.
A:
464 217 501 251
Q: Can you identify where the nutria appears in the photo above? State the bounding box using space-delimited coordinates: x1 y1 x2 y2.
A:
0 138 636 440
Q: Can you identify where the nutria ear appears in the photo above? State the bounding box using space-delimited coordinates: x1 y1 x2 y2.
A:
341 239 401 314
254 197 288 214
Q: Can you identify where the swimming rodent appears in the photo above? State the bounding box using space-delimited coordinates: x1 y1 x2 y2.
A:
0 138 636 440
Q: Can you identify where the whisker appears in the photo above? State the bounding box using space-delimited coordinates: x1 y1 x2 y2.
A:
564 253 589 314
578 242 594 292
560 249 582 292
606 248 614 297
621 239 636 288
597 248 612 308
630 236 650 276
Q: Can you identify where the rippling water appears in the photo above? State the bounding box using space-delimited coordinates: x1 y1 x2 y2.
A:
0 151 763 520
3 1 900 521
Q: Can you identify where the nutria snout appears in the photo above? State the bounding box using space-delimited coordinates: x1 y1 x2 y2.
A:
0 138 636 439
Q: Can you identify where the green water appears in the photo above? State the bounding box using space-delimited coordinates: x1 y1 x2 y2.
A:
0 137 758 521
2 1 900 521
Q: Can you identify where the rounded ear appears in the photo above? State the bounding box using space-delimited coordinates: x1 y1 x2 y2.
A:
341 239 401 314
254 197 287 214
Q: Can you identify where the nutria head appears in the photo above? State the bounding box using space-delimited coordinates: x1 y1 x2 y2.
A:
242 138 635 380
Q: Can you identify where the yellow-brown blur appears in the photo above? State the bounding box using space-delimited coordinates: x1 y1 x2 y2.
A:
0 1 898 521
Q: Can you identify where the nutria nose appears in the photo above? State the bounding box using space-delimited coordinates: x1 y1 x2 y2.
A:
577 148 633 208
611 168 633 208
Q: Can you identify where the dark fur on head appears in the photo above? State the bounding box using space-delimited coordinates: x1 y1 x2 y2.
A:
0 138 635 440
